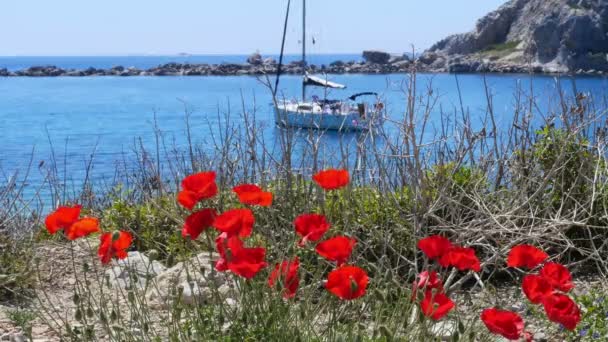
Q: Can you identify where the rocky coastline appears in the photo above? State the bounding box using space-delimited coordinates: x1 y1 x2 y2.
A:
422 0 608 75
0 51 417 77
1 50 605 78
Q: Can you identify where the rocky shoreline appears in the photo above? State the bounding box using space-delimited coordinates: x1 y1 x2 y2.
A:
425 0 608 76
2 50 606 78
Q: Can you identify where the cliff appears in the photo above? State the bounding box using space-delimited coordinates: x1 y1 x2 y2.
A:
420 0 608 73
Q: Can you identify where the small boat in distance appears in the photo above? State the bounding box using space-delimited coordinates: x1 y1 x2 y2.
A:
273 0 385 131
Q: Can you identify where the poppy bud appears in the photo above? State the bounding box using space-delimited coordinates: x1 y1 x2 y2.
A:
111 231 121 242
148 249 159 261
86 307 94 318
82 262 90 273
72 293 81 305
74 308 83 322
110 310 118 322
350 278 359 293
167 254 175 267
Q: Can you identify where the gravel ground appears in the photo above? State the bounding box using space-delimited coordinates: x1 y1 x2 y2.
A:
1 240 605 341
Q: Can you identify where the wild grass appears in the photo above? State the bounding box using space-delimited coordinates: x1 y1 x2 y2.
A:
481 40 520 57
1 68 608 340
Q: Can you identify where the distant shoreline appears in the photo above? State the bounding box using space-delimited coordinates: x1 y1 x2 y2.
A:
1 62 605 77
0 52 606 77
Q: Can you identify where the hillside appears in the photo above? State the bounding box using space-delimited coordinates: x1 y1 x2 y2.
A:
419 0 608 74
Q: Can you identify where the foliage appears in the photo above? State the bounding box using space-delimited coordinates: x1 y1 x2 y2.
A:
101 196 195 265
7 308 35 339
0 234 35 302
573 286 608 341
481 40 520 55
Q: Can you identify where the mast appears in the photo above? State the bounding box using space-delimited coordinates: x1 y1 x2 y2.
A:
302 0 307 102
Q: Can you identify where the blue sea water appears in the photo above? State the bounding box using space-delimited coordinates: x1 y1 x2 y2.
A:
1 55 607 206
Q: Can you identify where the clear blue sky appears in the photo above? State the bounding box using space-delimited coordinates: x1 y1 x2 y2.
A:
1 0 508 56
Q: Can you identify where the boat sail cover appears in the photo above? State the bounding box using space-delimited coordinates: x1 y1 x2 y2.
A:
303 75 346 89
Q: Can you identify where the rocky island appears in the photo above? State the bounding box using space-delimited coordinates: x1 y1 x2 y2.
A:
1 0 607 77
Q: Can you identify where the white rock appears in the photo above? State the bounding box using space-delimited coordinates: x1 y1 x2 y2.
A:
8 333 25 342
104 252 166 289
430 320 457 340
146 252 236 309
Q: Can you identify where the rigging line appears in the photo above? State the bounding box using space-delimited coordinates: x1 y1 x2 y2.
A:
274 0 291 97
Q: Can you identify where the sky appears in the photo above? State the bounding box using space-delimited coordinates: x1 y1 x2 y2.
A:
0 0 508 56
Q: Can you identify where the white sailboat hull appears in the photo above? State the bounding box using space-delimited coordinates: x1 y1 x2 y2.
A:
275 102 383 131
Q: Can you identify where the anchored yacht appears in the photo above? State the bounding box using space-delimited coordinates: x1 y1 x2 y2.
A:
273 0 385 131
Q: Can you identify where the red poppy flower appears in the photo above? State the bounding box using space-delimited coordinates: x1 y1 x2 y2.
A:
507 245 548 270
182 208 217 240
542 293 581 331
213 208 255 238
98 231 133 265
312 169 349 190
177 172 218 210
65 217 101 241
227 247 267 279
439 247 481 272
293 213 330 246
325 265 368 300
539 262 574 293
420 290 455 320
268 257 300 299
417 235 452 260
232 184 273 207
522 274 554 304
412 271 443 299
45 205 82 234
214 232 238 271
315 236 356 266
480 308 524 340
214 232 266 278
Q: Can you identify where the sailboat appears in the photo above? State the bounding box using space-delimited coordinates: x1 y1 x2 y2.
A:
273 0 385 131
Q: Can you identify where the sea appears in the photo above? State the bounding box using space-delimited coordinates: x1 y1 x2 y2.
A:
1 54 608 207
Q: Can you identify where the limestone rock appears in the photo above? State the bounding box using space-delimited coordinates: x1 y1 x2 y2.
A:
362 50 391 64
146 252 236 309
427 0 608 73
104 251 166 290
247 52 263 65
263 57 277 65
429 320 457 340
